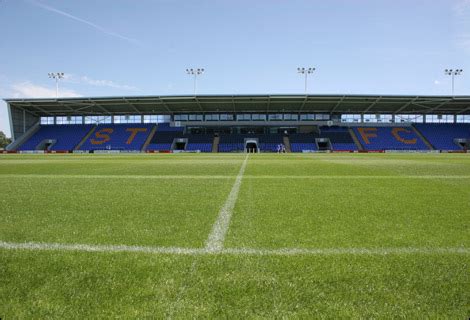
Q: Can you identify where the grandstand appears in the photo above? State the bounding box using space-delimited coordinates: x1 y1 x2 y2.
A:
4 94 470 153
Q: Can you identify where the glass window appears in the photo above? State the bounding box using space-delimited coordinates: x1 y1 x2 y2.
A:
144 115 171 123
283 114 298 121
315 114 330 120
220 114 234 121
113 115 141 124
425 114 454 123
174 114 189 121
84 116 112 124
205 114 220 121
457 115 470 123
341 114 361 123
237 114 251 121
300 114 315 121
252 114 266 121
395 114 423 123
56 116 83 124
268 114 283 121
188 114 203 121
40 117 54 125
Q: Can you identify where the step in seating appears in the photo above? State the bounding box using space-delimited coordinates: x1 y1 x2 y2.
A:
414 124 470 150
353 126 428 150
79 124 155 151
18 125 94 151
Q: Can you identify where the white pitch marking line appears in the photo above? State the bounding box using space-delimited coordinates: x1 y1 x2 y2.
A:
0 241 204 255
1 174 470 180
0 241 468 256
0 174 234 180
205 154 249 252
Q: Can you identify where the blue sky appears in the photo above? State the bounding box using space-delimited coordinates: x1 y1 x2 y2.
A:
1 0 469 135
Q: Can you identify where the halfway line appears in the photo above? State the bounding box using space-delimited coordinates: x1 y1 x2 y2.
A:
205 154 249 252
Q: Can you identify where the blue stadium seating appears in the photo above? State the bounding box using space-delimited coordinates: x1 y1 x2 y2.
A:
414 124 470 150
218 134 283 152
157 123 184 132
353 126 428 150
18 125 94 151
147 143 172 151
185 134 213 152
80 124 155 151
289 133 318 152
218 134 244 152
319 126 358 151
147 124 213 152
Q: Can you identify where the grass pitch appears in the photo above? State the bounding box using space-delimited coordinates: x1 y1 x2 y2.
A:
0 153 469 318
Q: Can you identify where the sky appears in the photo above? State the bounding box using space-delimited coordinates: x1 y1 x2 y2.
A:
0 0 469 136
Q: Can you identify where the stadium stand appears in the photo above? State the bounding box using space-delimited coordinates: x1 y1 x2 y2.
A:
414 124 470 150
145 123 213 152
79 124 155 151
18 124 94 151
319 126 358 151
289 127 358 152
16 122 470 153
353 126 429 150
6 94 470 153
147 123 182 151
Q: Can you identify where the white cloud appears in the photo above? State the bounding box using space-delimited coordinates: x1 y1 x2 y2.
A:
28 0 141 46
10 82 81 98
434 80 441 85
79 76 138 91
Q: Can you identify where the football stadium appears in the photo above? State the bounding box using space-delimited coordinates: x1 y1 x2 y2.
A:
1 94 469 317
2 0 470 317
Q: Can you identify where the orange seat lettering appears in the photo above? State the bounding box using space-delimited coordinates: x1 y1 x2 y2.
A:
391 128 416 144
357 127 377 144
91 128 113 145
126 128 148 144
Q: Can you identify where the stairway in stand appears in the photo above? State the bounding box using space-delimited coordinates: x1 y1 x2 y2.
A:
212 136 220 152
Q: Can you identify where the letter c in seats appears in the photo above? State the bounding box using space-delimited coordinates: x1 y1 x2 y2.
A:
391 128 416 144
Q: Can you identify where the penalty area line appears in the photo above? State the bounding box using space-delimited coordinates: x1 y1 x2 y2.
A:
0 241 468 256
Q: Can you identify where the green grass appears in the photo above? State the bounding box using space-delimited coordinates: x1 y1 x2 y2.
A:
226 177 470 249
1 250 469 318
0 176 234 247
0 153 469 318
